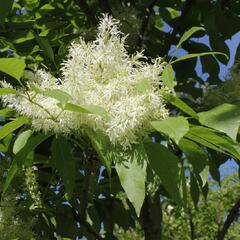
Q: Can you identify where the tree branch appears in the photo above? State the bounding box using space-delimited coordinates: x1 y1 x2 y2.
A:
72 209 104 240
217 199 240 240
136 0 158 50
188 207 195 240
79 169 91 220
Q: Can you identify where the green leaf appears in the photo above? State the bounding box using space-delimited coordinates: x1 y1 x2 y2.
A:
14 31 34 44
51 136 76 198
0 117 28 141
190 173 200 207
165 94 198 119
115 144 147 217
162 64 175 88
39 3 55 10
198 103 240 141
43 89 73 103
3 133 51 194
186 126 240 159
0 108 12 117
0 0 14 23
63 103 109 119
35 36 55 63
83 105 109 119
62 103 90 113
134 78 151 92
151 116 189 144
0 58 26 81
178 138 207 174
0 88 17 95
29 84 43 93
198 165 209 187
176 26 205 50
144 142 182 204
85 128 112 177
171 52 228 64
13 129 33 154
15 133 52 167
3 163 18 194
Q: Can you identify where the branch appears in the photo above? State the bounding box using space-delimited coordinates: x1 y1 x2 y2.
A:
79 169 91 220
136 0 158 50
188 207 195 240
72 209 104 240
217 199 240 240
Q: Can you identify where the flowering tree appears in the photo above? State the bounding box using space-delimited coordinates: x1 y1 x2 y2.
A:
0 0 239 239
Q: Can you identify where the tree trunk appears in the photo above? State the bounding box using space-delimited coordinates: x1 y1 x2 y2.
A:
141 191 162 240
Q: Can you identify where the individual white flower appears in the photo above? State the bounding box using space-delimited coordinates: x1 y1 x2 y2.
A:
1 15 169 148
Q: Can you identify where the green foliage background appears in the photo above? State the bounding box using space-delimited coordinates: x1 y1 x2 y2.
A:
0 0 240 239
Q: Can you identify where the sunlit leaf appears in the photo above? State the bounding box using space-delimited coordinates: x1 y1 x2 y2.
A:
151 116 189 144
13 129 33 154
115 144 147 217
0 108 12 117
176 26 205 50
162 64 176 88
186 126 240 159
198 103 240 141
63 103 109 119
171 52 228 64
165 94 198 119
43 89 73 103
0 88 17 95
0 58 26 81
0 117 28 141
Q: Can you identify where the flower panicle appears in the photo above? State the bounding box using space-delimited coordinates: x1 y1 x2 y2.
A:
1 15 169 148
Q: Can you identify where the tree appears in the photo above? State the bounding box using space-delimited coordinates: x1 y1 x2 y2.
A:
0 0 240 239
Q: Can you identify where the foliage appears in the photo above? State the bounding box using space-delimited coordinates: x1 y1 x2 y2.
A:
0 0 239 239
162 173 240 240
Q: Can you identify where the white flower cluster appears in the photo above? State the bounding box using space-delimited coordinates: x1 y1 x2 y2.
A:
25 167 43 209
2 15 168 147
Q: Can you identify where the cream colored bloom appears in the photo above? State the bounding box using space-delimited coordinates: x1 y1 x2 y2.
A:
1 15 168 147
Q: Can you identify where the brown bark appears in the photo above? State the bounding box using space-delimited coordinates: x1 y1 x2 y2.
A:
217 199 240 240
141 191 162 240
